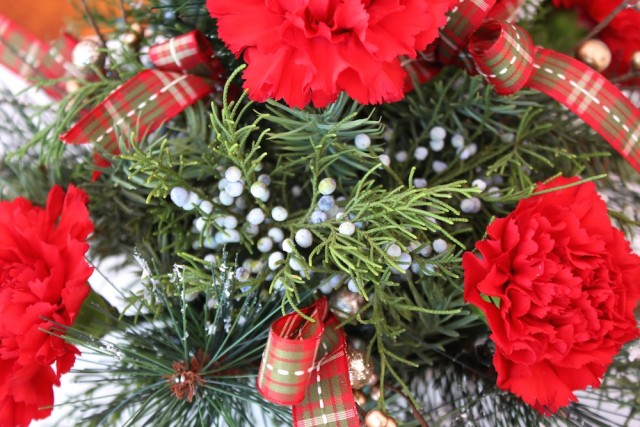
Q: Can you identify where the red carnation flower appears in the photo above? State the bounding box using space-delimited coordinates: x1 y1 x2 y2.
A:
463 176 640 414
207 0 456 108
0 185 93 427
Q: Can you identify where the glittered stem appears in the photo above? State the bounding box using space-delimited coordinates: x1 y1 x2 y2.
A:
385 385 429 427
79 0 106 47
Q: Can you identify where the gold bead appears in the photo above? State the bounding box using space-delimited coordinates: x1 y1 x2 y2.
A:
370 385 381 401
353 389 367 406
328 287 364 319
347 347 375 390
123 23 144 48
631 51 640 72
576 39 611 72
364 410 397 427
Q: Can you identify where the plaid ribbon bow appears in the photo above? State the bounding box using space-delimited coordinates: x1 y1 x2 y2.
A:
0 15 77 100
257 297 359 427
60 30 224 180
432 0 640 173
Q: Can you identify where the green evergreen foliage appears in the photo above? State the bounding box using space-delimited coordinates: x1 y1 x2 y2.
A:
0 0 639 425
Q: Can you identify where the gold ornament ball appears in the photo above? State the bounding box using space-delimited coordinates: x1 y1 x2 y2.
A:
576 39 611 72
123 23 144 48
370 385 381 401
347 347 375 390
364 410 397 427
328 287 364 319
353 389 367 406
72 39 105 76
631 51 640 71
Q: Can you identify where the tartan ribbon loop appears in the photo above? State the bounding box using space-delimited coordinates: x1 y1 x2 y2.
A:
258 297 359 427
468 20 535 95
60 30 223 180
0 14 77 100
148 30 223 78
433 0 640 173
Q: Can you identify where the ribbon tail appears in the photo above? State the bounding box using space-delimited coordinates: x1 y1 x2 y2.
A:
60 69 217 179
292 315 359 427
0 14 73 100
527 48 640 172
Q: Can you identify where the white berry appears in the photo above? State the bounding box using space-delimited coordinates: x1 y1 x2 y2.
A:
311 210 328 224
295 228 313 248
291 185 303 197
225 181 244 197
257 174 271 185
282 238 295 253
235 267 250 282
354 133 371 150
289 257 304 272
347 279 358 293
199 200 213 215
395 150 408 162
268 227 285 243
338 221 356 236
430 126 446 140
246 208 265 225
225 166 242 182
432 160 447 173
271 206 288 222
194 217 207 233
461 197 482 214
414 146 429 161
218 190 234 206
386 243 402 258
379 154 391 167
223 215 238 229
451 134 465 148
429 139 445 152
433 238 447 253
257 237 274 253
413 178 427 188
319 178 337 195
268 251 284 270
250 182 269 200
170 187 189 208
471 179 487 191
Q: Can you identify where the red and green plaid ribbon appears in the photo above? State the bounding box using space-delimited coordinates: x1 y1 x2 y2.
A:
60 30 224 180
257 297 359 427
0 14 76 100
434 0 640 173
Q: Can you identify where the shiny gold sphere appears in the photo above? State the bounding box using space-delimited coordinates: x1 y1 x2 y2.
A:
370 385 381 401
631 51 640 72
123 23 144 48
347 347 375 390
364 410 397 427
328 287 364 319
576 39 612 72
353 389 367 406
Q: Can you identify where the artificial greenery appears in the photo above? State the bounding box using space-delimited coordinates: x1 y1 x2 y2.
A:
0 0 639 425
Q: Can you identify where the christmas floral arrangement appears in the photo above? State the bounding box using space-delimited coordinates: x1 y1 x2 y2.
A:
0 0 639 426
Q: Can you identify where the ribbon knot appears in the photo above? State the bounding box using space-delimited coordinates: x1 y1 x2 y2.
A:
469 20 534 95
257 297 359 426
